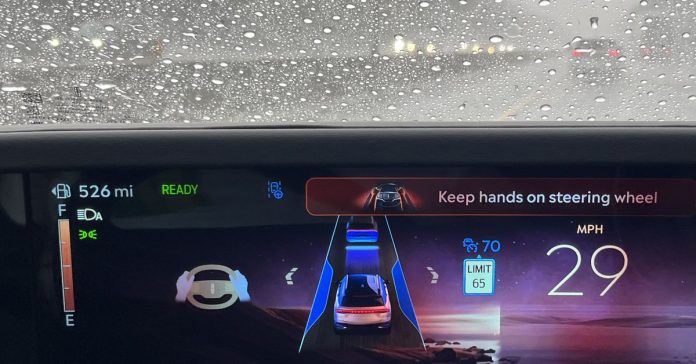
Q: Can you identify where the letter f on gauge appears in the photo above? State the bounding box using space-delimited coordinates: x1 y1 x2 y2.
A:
58 204 67 217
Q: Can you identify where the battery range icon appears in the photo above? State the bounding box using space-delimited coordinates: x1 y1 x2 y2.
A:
58 219 75 312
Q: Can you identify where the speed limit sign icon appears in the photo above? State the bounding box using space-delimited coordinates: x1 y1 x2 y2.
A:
464 258 496 296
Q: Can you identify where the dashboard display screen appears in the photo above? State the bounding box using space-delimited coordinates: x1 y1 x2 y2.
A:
29 170 696 364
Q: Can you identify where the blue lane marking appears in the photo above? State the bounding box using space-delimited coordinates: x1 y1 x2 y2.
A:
345 245 380 275
346 230 379 243
391 260 420 330
385 216 425 348
298 216 339 352
345 245 380 251
303 261 334 333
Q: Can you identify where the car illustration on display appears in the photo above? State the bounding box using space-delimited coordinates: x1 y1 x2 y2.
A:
364 183 411 212
346 216 379 243
333 274 392 333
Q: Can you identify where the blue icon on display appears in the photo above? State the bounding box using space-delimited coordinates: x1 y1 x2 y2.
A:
463 238 478 253
267 180 284 200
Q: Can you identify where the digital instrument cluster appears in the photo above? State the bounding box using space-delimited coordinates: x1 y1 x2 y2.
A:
8 169 696 363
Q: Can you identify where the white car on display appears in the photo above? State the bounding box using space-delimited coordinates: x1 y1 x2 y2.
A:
333 274 392 334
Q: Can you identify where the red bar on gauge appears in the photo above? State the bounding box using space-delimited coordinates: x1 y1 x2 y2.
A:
58 219 75 312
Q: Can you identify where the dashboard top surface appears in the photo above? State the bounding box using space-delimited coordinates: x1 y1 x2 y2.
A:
1 125 696 169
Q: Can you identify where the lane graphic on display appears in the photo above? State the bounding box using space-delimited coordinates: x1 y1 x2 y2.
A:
300 216 424 351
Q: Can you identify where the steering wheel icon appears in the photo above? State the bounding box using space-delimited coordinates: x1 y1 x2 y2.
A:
184 265 240 310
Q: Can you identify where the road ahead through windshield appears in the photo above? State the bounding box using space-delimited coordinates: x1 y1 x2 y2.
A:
0 0 694 123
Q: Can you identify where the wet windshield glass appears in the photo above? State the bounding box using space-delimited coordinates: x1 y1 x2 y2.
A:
0 0 694 124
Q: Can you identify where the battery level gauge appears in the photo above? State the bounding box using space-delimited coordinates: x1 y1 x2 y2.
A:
58 219 76 326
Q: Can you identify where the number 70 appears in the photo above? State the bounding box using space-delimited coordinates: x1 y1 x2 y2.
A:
546 244 628 297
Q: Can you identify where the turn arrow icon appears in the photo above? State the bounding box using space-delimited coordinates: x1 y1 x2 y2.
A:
426 266 438 284
285 267 298 285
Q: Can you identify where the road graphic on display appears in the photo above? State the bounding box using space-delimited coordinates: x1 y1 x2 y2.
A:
300 216 424 352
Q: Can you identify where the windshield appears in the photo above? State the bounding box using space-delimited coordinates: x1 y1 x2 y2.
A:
0 0 694 124
341 275 385 307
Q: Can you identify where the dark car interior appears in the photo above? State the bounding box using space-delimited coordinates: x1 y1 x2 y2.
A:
1 124 696 364
1 0 696 363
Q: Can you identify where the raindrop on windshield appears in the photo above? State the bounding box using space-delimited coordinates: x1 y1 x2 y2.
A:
1 84 28 92
419 1 430 8
590 17 599 29
540 104 552 111
489 35 503 43
538 0 551 6
95 80 117 90
595 96 606 103
243 31 256 39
